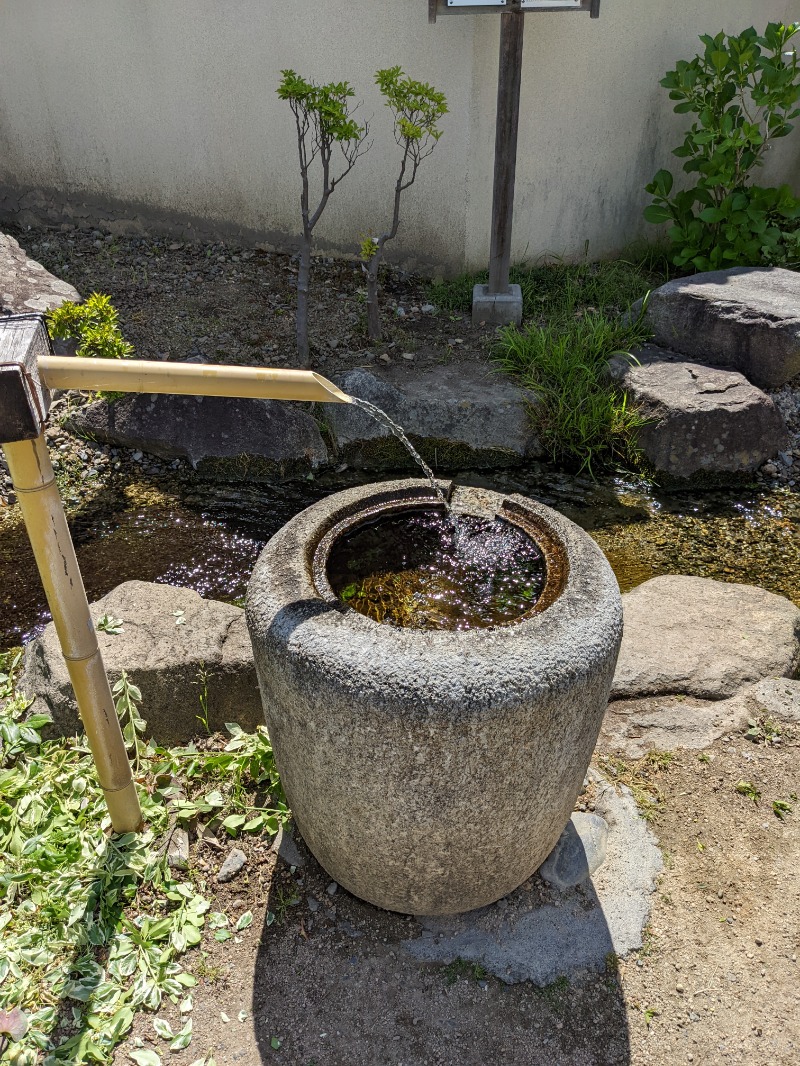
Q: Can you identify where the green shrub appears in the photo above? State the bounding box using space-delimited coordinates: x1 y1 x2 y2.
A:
46 292 133 361
645 22 800 271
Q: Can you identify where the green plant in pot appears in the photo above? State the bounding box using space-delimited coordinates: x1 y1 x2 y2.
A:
645 22 800 271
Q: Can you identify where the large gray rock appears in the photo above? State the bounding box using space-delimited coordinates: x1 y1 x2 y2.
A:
0 232 79 314
609 346 788 479
643 268 800 389
68 393 328 478
326 361 542 470
612 576 800 702
22 580 262 743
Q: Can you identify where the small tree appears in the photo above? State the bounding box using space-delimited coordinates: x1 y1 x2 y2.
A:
361 68 448 342
278 70 370 364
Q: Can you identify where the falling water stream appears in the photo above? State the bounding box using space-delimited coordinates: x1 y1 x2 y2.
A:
348 397 450 513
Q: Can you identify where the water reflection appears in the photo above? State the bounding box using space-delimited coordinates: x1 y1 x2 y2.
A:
1 471 797 651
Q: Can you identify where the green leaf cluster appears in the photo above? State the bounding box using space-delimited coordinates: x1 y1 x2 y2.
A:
0 671 287 1064
45 293 134 362
645 23 800 271
375 66 448 146
277 70 365 145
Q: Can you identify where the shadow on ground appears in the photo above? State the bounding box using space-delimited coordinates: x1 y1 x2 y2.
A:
247 833 631 1066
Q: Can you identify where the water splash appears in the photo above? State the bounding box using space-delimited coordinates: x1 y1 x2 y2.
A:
348 397 450 512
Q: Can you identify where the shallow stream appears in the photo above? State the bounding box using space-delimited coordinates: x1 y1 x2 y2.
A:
1 470 798 651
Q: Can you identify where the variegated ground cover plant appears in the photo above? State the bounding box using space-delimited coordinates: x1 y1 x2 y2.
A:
0 652 287 1064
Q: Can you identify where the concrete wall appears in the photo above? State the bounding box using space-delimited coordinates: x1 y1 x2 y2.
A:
0 0 797 273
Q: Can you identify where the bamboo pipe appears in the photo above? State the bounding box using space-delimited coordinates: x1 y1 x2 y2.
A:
39 356 353 405
2 434 143 833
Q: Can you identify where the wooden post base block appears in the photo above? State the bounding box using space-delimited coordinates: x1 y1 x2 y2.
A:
472 283 523 327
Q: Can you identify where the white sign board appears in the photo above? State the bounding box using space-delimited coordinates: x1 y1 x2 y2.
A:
521 0 583 7
447 1 506 6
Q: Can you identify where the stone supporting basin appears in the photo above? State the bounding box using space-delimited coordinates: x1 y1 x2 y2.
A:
246 480 623 914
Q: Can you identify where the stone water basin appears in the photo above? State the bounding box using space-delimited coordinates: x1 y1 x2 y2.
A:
245 480 623 915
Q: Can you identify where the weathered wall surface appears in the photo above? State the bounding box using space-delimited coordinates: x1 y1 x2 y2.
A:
0 1 797 272
464 0 800 268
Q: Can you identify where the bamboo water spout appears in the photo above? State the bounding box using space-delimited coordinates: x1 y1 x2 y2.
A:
38 356 352 405
0 313 352 834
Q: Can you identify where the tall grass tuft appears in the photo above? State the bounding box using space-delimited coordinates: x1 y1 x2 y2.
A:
493 307 652 475
427 250 669 475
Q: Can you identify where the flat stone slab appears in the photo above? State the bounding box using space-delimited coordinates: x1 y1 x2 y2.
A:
22 580 262 743
403 771 662 985
609 346 787 479
68 393 328 478
600 694 749 758
327 362 542 471
643 267 800 390
600 678 800 758
0 232 79 314
612 576 800 702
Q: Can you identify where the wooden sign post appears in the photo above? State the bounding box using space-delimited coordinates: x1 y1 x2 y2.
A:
429 0 601 325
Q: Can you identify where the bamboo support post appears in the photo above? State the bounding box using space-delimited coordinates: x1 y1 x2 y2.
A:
2 433 143 833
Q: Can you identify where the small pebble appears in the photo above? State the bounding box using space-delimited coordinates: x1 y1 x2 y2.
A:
326 881 338 896
168 828 190 870
217 847 248 883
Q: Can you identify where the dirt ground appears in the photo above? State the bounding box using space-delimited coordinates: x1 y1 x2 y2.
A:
8 224 493 379
111 732 800 1066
